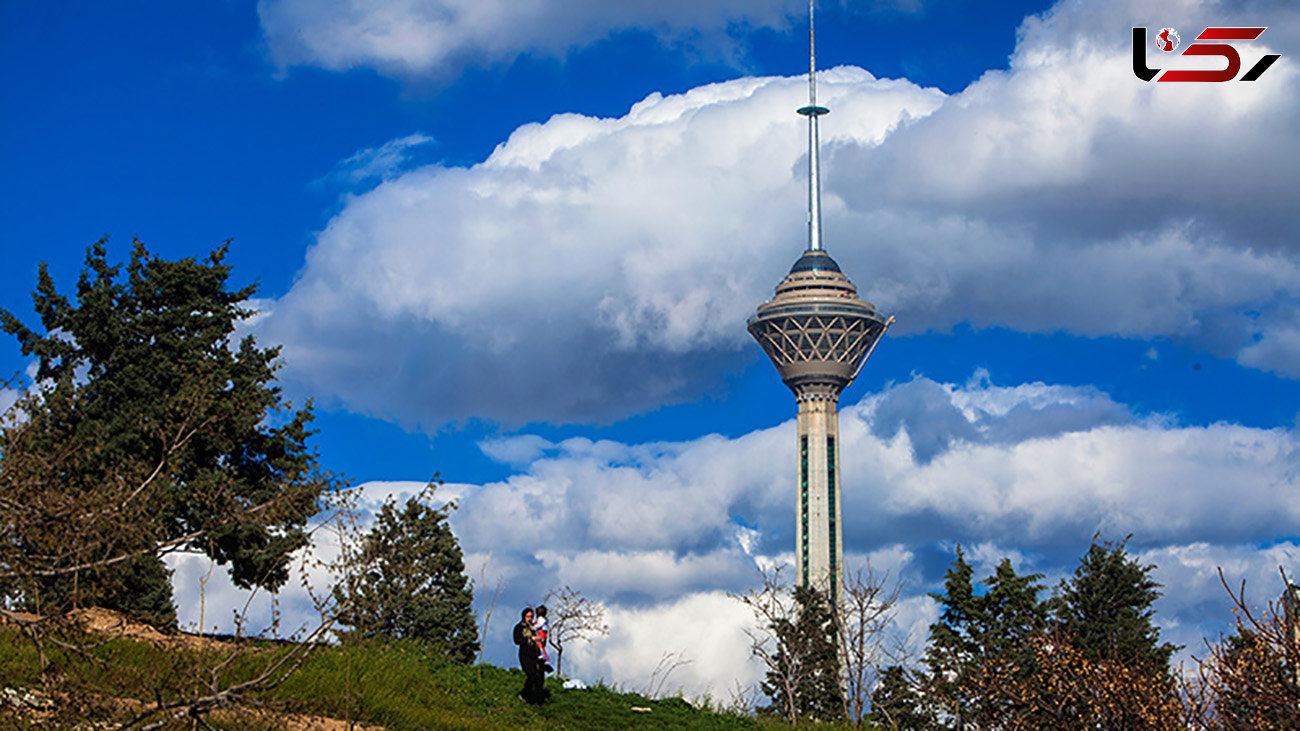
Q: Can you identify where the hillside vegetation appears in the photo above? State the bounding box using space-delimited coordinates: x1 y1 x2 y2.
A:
0 610 828 730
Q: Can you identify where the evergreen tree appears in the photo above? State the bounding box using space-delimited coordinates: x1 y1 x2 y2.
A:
760 586 845 722
1 239 339 626
1052 536 1177 672
870 665 935 730
923 549 1045 729
335 493 479 664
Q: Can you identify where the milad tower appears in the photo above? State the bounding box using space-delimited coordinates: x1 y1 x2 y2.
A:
747 1 893 606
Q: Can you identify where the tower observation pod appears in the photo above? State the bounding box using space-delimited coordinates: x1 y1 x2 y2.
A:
746 0 893 606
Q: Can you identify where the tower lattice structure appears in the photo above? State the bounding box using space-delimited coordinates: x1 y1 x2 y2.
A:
747 0 892 605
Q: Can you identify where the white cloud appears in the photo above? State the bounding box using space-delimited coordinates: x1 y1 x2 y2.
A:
865 419 1300 548
478 434 554 466
261 65 944 425
1238 307 1300 378
320 133 435 187
533 548 756 603
259 0 1300 427
571 591 761 700
258 0 800 78
1140 541 1300 627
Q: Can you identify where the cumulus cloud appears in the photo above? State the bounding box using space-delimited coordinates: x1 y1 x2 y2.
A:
260 66 944 425
830 0 1300 340
1138 541 1300 668
258 0 800 77
574 591 761 700
170 372 1300 696
257 0 1300 427
866 370 1133 463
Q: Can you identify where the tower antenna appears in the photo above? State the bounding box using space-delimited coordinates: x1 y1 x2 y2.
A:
796 0 830 252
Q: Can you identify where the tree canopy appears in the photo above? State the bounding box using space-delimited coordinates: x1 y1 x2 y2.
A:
0 239 341 625
922 549 1046 728
333 489 479 664
1053 535 1177 671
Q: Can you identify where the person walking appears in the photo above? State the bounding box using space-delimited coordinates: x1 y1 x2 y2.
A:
514 607 546 704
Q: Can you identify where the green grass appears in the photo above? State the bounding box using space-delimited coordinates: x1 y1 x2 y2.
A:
272 642 764 729
1 624 835 729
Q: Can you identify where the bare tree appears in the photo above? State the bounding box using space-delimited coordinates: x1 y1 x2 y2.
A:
645 649 693 698
1186 567 1300 730
543 585 608 677
836 565 902 724
474 553 506 667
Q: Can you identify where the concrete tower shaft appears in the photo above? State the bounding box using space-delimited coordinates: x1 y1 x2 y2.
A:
748 248 890 601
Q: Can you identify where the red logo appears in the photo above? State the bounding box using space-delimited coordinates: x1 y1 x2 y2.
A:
1155 28 1180 52
1133 26 1280 82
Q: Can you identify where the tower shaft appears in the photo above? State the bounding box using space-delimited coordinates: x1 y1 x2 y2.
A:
795 389 843 602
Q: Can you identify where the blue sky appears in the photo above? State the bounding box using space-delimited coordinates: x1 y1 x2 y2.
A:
3 0 1299 697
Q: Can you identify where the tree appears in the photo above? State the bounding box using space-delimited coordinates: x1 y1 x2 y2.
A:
870 665 936 731
966 626 1186 730
1188 570 1300 730
894 542 1187 730
544 584 608 677
0 239 340 624
735 568 844 724
1033 536 1182 728
1199 628 1298 729
333 486 480 664
759 585 845 722
0 238 352 728
837 565 901 724
922 549 1046 729
1053 536 1177 672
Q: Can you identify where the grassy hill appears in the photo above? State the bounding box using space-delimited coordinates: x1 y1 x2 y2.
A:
1 613 841 729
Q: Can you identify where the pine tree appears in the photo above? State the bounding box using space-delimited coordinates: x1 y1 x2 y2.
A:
870 665 935 730
334 492 480 664
1 239 339 626
95 554 178 629
760 586 845 722
909 542 1184 729
1053 536 1176 671
923 549 1045 729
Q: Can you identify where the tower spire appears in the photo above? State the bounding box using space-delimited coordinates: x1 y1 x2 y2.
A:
797 0 830 252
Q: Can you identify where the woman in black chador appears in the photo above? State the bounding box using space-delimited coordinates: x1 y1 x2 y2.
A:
514 607 547 704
